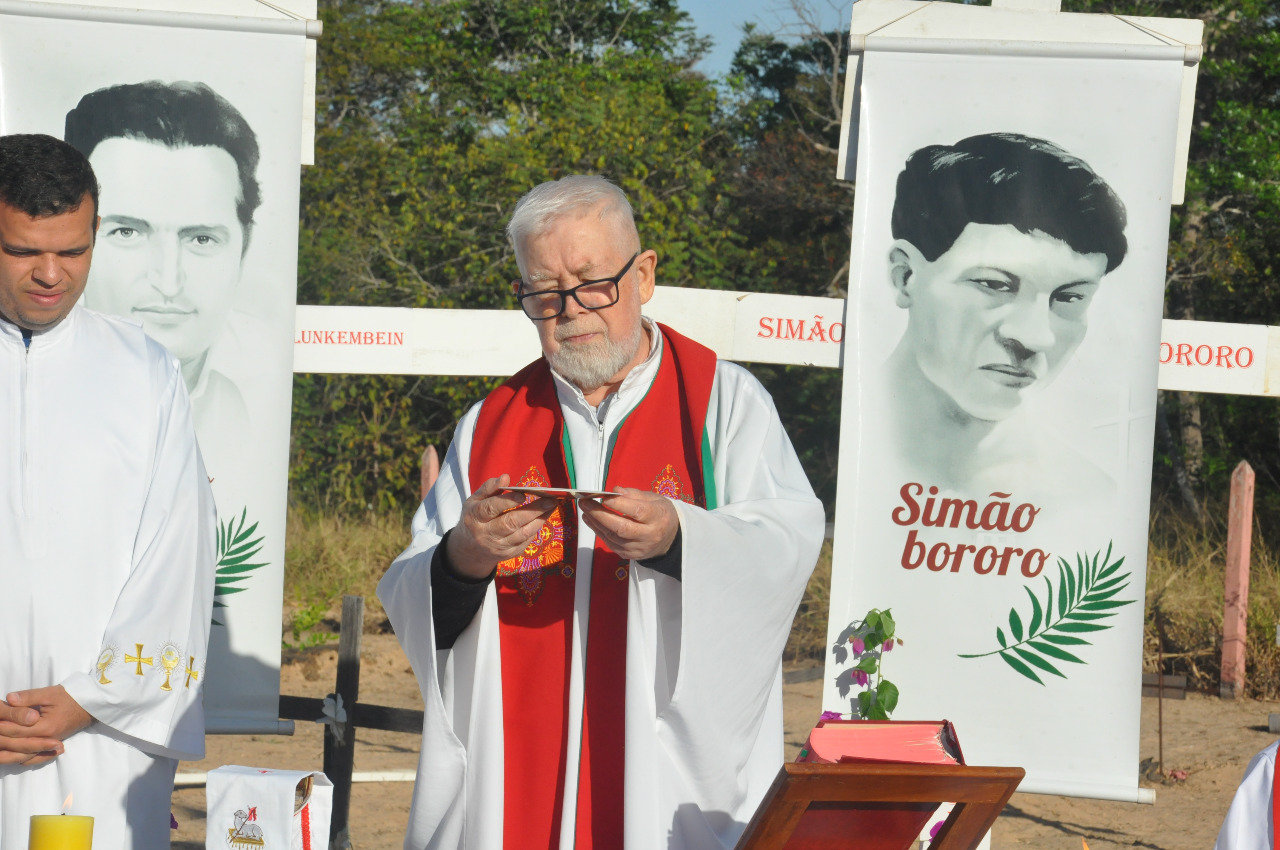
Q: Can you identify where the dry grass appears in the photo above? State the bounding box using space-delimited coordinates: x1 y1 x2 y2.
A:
785 540 832 664
1145 507 1280 697
283 506 1280 699
283 507 410 639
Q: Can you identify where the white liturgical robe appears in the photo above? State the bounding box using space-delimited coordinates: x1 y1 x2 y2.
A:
0 305 216 850
380 322 826 850
1215 740 1279 850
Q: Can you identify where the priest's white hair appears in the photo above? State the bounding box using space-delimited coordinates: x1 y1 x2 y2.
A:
507 175 639 276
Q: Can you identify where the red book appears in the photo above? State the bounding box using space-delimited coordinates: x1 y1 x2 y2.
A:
797 719 964 766
784 720 963 849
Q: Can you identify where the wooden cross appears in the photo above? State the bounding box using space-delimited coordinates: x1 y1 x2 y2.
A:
125 643 153 676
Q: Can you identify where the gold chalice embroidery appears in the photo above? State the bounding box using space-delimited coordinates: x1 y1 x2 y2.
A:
96 648 116 685
159 644 182 692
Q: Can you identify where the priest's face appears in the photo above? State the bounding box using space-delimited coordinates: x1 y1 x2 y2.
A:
80 137 245 378
516 209 656 396
0 196 98 332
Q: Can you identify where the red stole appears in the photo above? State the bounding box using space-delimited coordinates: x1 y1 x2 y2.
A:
470 324 716 850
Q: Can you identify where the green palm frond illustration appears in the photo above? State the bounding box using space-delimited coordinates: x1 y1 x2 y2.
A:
213 507 267 627
958 542 1133 685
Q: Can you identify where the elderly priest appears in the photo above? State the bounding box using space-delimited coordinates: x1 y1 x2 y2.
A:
0 134 215 849
380 175 825 849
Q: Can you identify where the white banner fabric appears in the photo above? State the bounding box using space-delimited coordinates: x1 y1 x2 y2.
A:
824 49 1185 801
0 9 305 732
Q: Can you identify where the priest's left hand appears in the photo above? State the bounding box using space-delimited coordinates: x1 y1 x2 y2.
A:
580 489 679 561
0 686 93 763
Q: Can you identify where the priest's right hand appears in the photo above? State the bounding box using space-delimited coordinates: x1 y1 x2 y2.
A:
0 700 64 766
446 474 559 580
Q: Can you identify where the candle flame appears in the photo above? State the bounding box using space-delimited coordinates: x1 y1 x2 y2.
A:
1082 840 1090 850
61 793 73 813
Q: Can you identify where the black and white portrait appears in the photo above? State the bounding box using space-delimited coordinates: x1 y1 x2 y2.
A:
879 132 1128 496
66 80 263 436
0 12 305 731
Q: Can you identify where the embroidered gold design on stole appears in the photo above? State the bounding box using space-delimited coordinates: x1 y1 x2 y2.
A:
650 463 694 504
495 466 574 605
616 464 696 582
185 656 201 689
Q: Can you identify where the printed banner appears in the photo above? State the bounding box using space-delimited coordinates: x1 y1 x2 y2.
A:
0 8 305 732
825 48 1185 800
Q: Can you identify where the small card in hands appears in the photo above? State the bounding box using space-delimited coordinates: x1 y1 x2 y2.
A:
503 486 620 501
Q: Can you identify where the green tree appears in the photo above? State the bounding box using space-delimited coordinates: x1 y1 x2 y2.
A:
293 0 739 512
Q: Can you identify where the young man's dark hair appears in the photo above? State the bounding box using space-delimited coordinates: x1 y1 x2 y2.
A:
64 80 260 238
0 134 99 219
891 132 1128 273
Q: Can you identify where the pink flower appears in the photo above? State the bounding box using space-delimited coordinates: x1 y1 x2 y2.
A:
854 670 868 687
850 637 865 654
883 640 894 653
929 819 945 838
819 710 843 722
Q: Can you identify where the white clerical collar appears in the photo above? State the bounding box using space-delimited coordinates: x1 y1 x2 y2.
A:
550 316 663 421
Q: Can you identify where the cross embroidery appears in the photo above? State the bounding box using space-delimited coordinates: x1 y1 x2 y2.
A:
184 656 200 689
125 643 153 676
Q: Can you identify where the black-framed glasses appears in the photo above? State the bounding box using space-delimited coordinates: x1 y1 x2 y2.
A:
517 252 639 320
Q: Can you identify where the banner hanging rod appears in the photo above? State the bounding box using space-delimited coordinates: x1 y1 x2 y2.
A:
0 0 322 39
849 34 1200 64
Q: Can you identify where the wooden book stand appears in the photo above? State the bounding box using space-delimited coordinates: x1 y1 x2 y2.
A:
735 762 1025 850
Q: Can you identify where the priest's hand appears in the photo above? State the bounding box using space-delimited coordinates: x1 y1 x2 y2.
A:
580 489 679 561
447 474 560 579
0 686 92 765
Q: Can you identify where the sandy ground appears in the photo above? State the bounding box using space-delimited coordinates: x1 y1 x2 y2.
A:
171 634 1278 849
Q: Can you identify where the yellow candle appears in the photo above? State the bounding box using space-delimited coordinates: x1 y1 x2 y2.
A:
28 815 93 850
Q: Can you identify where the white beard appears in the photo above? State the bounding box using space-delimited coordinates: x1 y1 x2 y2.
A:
547 319 644 395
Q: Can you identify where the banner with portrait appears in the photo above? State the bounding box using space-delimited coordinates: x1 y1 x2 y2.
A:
0 6 306 732
825 47 1185 800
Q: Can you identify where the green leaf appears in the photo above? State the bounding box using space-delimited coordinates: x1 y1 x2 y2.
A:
998 650 1044 685
879 609 896 640
218 562 268 576
1026 586 1043 636
1029 640 1085 665
1014 647 1066 679
1078 600 1135 611
959 543 1133 684
1056 560 1070 618
878 680 900 714
1055 622 1110 633
1041 633 1090 646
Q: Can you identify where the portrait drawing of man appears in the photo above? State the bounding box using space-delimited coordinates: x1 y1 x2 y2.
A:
64 79 262 436
879 132 1128 496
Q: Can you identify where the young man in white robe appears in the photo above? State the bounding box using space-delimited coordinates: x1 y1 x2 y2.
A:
379 175 826 849
0 133 216 849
